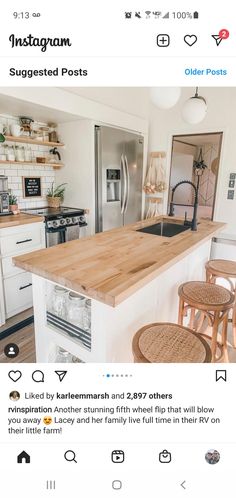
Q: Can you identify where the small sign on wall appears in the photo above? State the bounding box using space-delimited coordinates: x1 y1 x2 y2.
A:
23 177 42 198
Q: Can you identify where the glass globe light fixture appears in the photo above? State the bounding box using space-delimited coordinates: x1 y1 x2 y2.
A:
182 87 207 124
149 87 181 109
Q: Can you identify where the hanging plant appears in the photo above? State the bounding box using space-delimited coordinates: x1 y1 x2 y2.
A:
193 148 208 174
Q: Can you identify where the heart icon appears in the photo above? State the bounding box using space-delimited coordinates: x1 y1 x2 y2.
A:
8 370 22 382
184 35 197 46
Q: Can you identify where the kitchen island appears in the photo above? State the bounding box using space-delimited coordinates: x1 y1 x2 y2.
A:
14 216 225 362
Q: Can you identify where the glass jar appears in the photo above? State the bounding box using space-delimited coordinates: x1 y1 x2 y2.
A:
6 145 15 162
72 355 83 363
52 285 68 319
24 145 32 162
67 292 85 329
48 123 58 142
0 145 6 161
55 347 72 363
83 299 91 331
15 145 25 162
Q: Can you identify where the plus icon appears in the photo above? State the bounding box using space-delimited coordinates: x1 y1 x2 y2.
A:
156 34 170 47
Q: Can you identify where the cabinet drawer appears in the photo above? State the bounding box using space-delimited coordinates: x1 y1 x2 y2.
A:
0 228 42 256
2 256 23 278
1 244 43 278
4 272 33 317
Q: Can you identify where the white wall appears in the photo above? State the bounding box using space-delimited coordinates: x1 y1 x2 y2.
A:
56 120 95 234
62 87 149 119
148 87 236 234
0 88 148 135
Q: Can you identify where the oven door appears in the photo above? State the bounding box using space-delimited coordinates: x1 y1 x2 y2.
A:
66 224 81 242
46 227 67 248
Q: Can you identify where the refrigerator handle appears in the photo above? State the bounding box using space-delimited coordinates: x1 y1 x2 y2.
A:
124 155 130 213
121 154 127 214
95 126 103 233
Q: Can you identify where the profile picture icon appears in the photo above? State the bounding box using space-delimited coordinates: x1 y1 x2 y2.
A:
9 390 20 401
205 449 220 465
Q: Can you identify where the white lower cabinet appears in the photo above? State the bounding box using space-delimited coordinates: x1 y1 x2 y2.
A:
2 255 24 278
4 271 33 318
0 221 45 323
0 227 42 257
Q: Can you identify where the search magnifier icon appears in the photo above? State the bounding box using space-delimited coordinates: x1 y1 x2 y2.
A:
64 450 77 463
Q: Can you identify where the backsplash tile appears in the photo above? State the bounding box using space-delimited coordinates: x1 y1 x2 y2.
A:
0 113 56 209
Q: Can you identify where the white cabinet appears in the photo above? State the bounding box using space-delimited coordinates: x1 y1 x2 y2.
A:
0 222 45 321
0 227 42 257
0 261 5 327
4 272 33 317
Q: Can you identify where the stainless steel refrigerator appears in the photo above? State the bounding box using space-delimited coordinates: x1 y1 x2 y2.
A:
95 125 144 232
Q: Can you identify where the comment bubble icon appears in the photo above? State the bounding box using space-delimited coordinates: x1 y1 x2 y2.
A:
32 370 44 383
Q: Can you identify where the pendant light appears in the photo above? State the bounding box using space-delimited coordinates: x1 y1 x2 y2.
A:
150 87 181 109
182 87 207 124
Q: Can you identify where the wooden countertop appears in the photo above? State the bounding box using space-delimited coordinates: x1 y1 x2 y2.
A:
0 213 43 229
13 216 225 307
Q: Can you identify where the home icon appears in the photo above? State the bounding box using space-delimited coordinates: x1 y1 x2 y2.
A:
17 451 31 464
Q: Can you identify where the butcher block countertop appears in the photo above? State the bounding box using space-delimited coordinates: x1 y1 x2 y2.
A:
13 216 225 307
0 213 43 229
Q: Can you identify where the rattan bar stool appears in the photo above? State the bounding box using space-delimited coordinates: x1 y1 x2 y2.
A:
178 281 235 363
132 322 212 363
206 259 236 348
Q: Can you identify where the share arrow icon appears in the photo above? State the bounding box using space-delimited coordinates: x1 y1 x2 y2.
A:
212 35 222 46
55 371 67 382
212 29 230 46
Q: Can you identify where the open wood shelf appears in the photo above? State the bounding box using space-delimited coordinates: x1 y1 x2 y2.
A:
4 135 64 147
0 160 64 170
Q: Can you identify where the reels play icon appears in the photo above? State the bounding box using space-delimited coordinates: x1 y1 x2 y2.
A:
111 450 125 463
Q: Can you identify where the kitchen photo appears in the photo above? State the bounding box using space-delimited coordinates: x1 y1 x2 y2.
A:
0 86 235 364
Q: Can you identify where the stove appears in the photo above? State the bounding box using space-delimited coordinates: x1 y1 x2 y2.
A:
23 206 87 228
22 206 87 247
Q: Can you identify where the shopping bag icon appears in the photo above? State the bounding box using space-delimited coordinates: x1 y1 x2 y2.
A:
159 449 171 463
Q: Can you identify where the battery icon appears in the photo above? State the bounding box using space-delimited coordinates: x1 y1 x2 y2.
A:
193 11 199 18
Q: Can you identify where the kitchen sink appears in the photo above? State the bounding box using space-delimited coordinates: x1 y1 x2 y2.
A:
137 222 191 237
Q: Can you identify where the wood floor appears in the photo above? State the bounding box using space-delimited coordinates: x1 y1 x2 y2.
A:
0 309 36 363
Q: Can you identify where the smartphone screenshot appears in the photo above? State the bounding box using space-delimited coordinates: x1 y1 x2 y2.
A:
0 1 235 496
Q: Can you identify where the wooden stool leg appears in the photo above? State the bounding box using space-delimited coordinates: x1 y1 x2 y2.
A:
178 298 185 325
206 269 211 283
211 311 220 363
221 312 229 363
206 269 216 284
195 311 205 333
189 307 195 329
232 303 236 348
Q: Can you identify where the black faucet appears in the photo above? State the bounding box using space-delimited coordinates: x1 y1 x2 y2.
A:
168 180 198 231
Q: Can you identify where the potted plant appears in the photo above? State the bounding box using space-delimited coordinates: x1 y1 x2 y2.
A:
9 193 18 212
46 182 67 208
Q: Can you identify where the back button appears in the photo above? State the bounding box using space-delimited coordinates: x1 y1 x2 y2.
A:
180 480 186 490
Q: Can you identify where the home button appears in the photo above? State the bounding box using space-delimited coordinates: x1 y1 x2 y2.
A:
17 451 31 463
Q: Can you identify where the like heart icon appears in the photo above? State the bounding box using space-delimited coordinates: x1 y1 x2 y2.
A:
184 34 197 46
8 370 22 382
